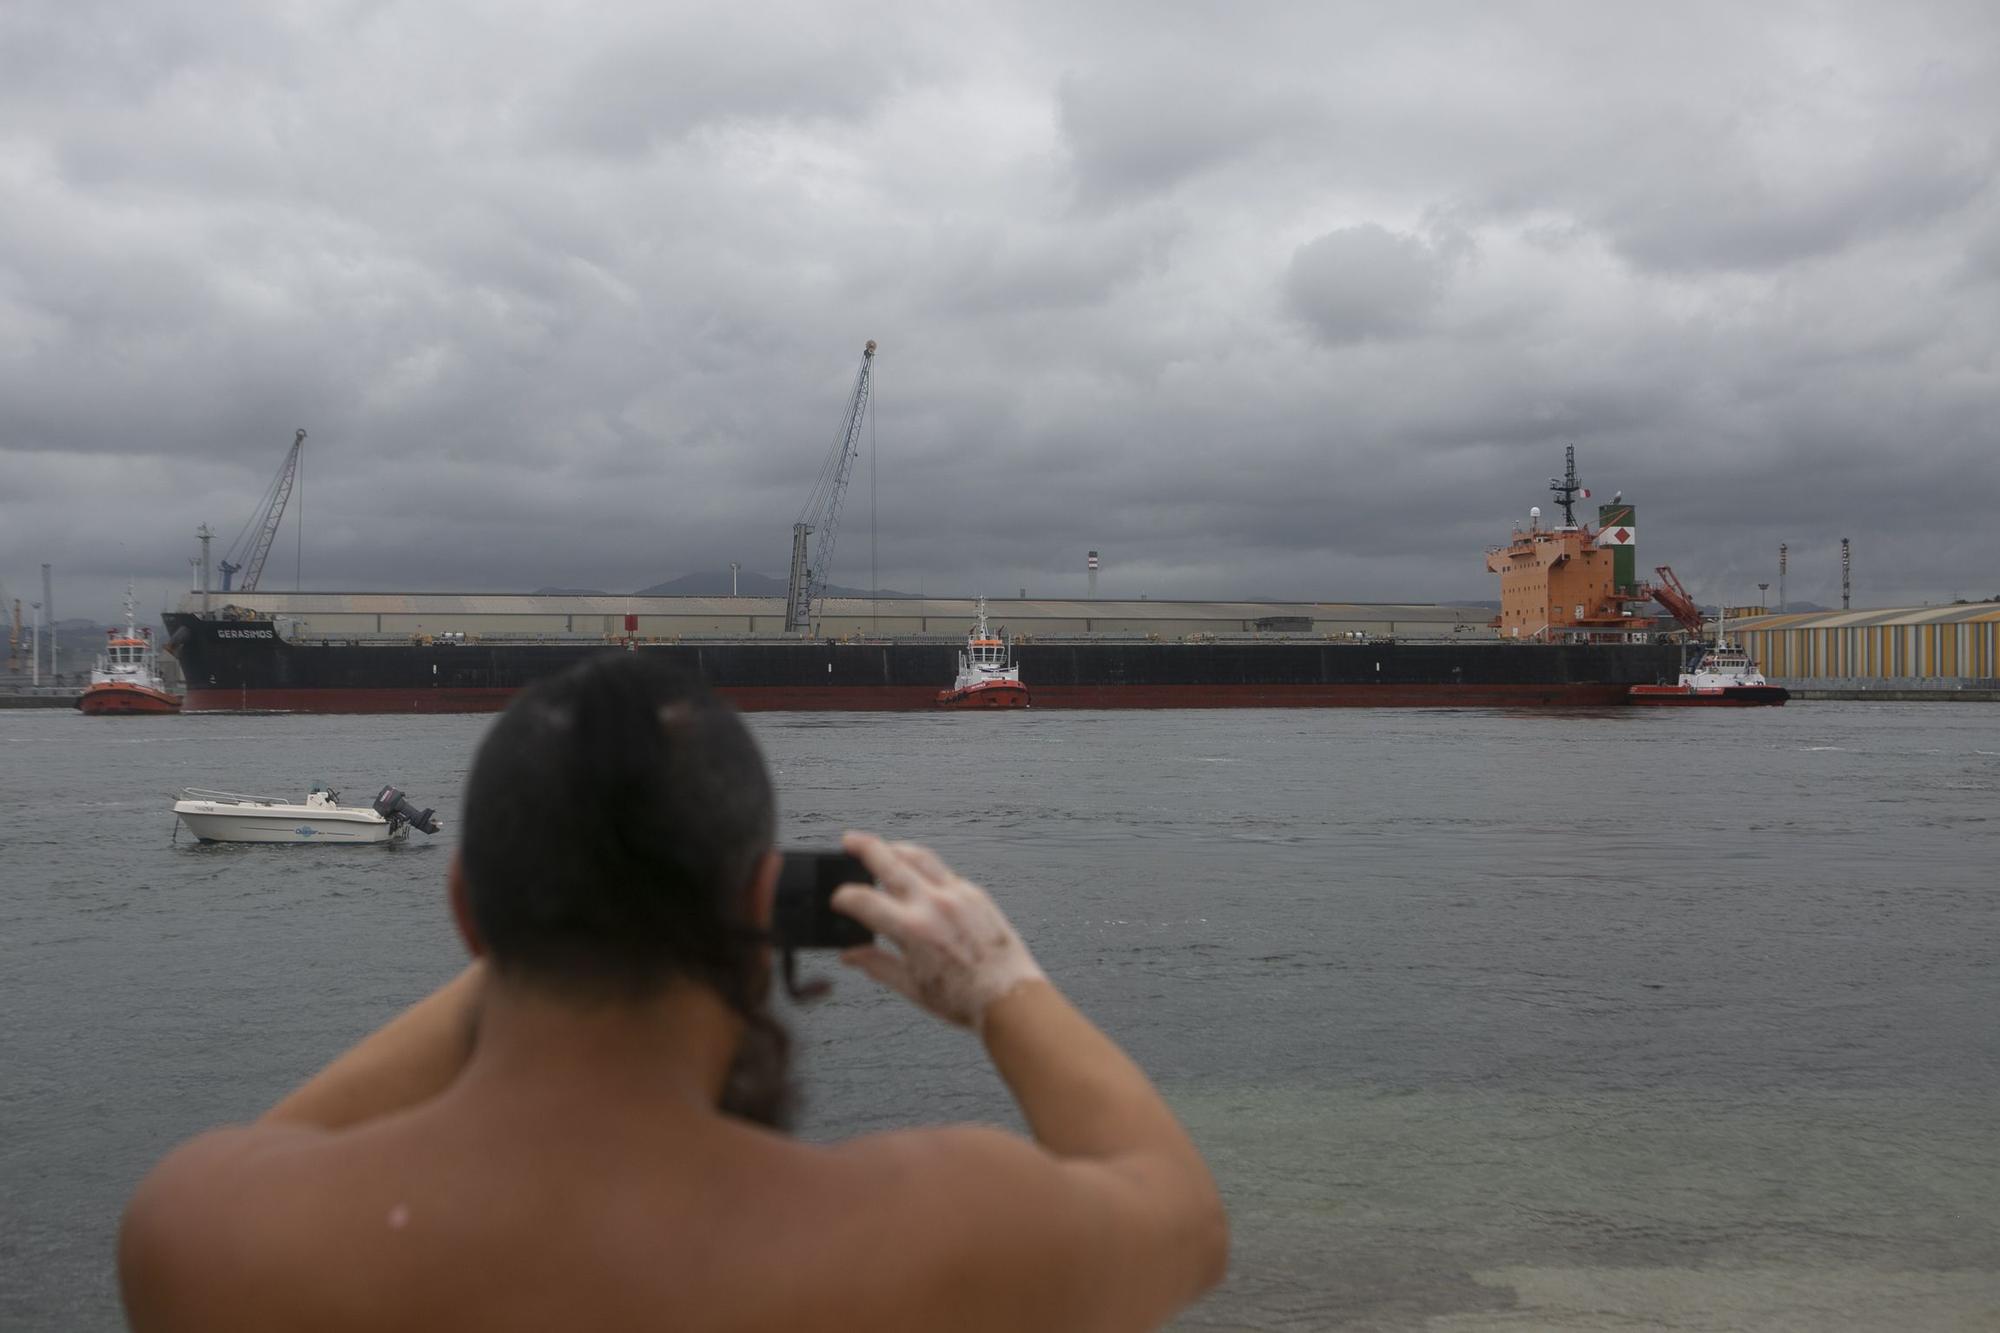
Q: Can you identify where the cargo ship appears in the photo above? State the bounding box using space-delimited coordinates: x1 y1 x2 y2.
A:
163 454 1686 713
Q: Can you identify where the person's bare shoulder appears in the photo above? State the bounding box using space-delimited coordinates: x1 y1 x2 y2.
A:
119 1123 325 1332
795 1125 1161 1333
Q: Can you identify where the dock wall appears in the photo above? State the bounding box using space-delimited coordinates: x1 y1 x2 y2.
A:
1780 677 2000 702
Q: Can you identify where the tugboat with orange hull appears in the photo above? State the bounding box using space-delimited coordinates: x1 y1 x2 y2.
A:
78 590 181 716
936 599 1030 709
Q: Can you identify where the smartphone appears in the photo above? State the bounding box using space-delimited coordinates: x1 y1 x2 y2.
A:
773 851 876 949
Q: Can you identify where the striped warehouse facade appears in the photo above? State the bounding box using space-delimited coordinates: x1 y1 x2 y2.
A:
1733 605 2000 685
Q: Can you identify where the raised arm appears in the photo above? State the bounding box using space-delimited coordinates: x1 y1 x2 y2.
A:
260 960 485 1129
833 834 1228 1330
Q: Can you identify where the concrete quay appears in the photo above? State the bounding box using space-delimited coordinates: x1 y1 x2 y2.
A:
0 690 82 708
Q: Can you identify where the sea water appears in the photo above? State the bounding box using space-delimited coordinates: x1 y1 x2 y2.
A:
2 705 1996 1330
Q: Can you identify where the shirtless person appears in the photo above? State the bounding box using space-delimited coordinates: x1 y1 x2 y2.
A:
119 655 1227 1332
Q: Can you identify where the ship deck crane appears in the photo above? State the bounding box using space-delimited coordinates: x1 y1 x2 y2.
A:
784 342 876 635
1649 565 1707 636
219 429 306 594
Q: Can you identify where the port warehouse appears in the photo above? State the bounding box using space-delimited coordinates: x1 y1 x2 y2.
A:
1735 605 2000 686
177 593 1497 641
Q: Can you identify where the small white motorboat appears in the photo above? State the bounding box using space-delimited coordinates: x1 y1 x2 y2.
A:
173 784 442 844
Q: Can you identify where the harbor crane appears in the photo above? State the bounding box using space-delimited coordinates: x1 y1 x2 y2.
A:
218 429 306 593
784 342 876 635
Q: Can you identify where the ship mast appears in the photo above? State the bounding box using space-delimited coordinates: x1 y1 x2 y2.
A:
1548 443 1583 529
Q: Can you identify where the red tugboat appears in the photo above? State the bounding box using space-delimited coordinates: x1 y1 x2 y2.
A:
77 590 182 716
1629 639 1789 707
936 599 1029 709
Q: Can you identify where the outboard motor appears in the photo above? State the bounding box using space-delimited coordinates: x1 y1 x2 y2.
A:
372 785 442 836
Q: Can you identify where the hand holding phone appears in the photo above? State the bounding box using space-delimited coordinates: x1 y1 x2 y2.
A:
774 851 876 950
829 833 1047 1029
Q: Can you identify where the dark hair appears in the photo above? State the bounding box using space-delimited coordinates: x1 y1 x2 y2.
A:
460 653 775 1006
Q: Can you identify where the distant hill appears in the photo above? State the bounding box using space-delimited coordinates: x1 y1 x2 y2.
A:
635 570 790 597
531 572 919 598
633 570 916 598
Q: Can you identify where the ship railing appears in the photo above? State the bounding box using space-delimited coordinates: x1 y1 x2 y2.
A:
276 628 1513 648
176 786 288 806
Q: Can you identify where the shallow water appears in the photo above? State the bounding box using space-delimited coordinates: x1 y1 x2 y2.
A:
3 704 1997 1329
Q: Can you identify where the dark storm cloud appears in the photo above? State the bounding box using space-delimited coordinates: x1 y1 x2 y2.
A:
1056 65 1322 204
1285 225 1454 343
2 0 1996 623
533 11 902 154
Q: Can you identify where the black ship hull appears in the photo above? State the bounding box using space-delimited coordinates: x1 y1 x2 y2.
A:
164 615 1680 712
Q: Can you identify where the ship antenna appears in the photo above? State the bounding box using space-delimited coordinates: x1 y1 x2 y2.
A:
1548 444 1581 528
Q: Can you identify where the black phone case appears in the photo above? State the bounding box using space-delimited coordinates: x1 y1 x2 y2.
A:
774 852 875 949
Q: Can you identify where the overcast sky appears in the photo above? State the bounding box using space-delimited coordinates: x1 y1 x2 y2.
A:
3 0 1996 623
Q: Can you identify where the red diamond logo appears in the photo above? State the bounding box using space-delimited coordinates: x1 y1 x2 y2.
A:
1614 528 1630 543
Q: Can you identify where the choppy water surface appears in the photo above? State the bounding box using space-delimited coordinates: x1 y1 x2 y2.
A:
3 705 1997 1330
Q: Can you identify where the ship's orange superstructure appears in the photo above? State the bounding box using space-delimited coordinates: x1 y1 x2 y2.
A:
1486 523 1628 639
1485 447 1653 642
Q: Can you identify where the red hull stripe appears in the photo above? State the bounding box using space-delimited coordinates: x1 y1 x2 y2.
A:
77 686 182 715
1627 692 1789 707
183 682 1641 714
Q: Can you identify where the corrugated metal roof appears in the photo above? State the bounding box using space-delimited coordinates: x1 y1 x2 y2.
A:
1734 604 2000 630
